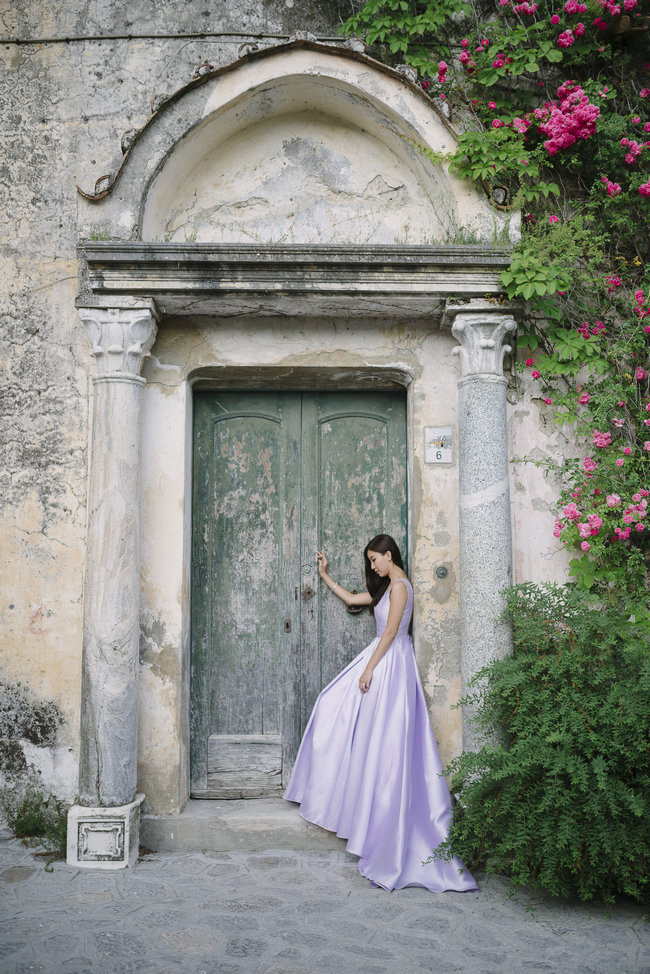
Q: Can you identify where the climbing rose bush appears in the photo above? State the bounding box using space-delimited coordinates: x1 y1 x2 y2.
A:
538 83 600 155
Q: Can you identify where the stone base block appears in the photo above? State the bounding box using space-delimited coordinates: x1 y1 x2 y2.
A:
66 793 144 870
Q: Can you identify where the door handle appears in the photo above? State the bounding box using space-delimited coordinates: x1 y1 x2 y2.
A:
302 585 315 600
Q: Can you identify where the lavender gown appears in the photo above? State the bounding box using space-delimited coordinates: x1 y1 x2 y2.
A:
284 578 477 892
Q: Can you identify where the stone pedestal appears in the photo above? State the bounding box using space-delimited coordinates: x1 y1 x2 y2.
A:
448 303 517 751
68 298 158 869
67 794 145 870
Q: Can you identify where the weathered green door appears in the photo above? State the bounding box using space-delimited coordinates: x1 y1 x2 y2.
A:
190 390 407 798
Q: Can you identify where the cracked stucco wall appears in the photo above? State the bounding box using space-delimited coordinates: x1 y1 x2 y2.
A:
0 0 571 809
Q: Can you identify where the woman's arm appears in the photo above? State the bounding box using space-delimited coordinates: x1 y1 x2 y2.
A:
358 582 408 693
316 550 372 606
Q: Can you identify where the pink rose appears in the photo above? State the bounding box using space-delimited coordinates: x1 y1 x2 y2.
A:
616 458 625 466
525 358 534 366
532 370 541 379
606 494 621 506
564 502 581 521
581 541 590 551
634 367 648 381
623 446 632 455
548 215 560 224
544 398 552 405
557 29 575 47
645 442 650 451
593 430 611 448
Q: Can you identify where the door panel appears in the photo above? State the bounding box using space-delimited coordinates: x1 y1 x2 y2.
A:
207 734 283 798
191 390 406 798
300 393 407 732
191 393 300 797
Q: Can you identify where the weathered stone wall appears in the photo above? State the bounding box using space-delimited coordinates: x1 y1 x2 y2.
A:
0 0 571 807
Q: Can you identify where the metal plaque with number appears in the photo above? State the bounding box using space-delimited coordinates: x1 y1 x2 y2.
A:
424 427 453 464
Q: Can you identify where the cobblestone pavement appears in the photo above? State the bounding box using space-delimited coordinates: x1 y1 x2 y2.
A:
1 830 648 974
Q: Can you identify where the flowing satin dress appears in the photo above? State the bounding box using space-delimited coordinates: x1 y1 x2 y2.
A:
283 578 477 892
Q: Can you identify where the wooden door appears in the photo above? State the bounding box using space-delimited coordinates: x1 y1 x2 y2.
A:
190 390 407 798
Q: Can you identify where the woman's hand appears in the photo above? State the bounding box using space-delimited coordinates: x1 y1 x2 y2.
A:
359 666 373 693
316 550 329 577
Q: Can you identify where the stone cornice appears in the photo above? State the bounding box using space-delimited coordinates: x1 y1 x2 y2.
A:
79 242 512 319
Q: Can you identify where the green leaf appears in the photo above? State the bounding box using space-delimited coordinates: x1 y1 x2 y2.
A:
478 67 499 85
545 49 563 63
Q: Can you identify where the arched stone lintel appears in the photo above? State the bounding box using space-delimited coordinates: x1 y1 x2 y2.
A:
76 42 520 247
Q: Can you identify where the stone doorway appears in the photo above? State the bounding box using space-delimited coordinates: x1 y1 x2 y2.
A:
69 40 518 867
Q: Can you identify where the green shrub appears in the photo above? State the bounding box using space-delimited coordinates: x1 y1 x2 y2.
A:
2 788 68 859
434 584 650 903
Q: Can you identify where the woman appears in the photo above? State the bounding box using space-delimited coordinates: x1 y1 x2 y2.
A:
283 534 477 893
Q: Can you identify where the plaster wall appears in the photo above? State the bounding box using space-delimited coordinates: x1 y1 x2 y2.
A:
509 386 573 587
147 109 452 246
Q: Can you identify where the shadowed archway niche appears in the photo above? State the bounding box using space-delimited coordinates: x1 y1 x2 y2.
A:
71 41 518 868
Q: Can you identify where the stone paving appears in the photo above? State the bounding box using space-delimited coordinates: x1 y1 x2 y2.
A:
1 828 648 974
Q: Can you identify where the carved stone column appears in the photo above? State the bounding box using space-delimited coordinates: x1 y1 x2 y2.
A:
447 302 517 751
67 297 158 870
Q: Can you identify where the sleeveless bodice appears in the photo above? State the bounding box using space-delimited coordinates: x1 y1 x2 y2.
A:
374 577 413 638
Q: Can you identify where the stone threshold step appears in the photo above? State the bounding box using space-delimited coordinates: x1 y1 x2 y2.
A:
141 798 348 853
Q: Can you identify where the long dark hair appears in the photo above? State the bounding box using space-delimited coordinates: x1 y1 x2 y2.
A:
364 534 407 615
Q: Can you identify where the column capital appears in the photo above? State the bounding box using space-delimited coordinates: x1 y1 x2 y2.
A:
444 301 517 379
77 298 160 377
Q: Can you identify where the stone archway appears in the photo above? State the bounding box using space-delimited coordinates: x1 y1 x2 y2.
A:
69 41 518 868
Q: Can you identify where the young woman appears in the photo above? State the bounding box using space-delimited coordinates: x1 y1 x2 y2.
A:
283 534 477 893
